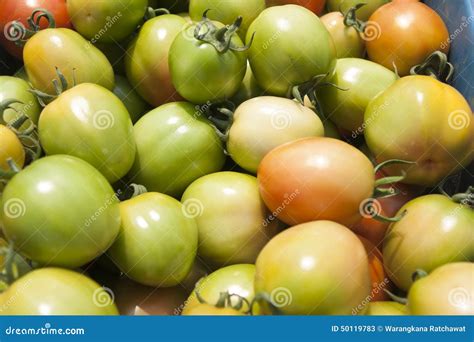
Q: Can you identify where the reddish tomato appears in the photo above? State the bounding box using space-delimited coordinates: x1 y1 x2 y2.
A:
0 0 71 59
266 0 326 16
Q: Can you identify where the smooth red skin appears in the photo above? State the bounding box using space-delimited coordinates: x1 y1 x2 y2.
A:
0 0 71 59
266 0 326 15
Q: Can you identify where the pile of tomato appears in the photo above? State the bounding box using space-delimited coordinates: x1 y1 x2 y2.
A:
0 0 472 316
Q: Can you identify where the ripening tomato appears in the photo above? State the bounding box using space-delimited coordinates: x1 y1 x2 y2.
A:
255 221 371 315
267 0 326 16
0 0 71 59
320 12 365 58
0 268 118 315
366 1 449 75
182 304 244 316
1 155 121 268
326 0 389 21
258 137 375 226
364 76 474 187
366 302 407 315
0 125 24 171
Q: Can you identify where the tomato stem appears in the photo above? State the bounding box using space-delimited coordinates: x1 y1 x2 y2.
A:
410 51 454 83
7 9 56 47
342 3 367 32
383 289 408 305
144 7 170 21
451 186 474 207
411 269 428 282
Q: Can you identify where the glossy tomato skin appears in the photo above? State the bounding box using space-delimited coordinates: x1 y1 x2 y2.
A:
108 192 198 287
0 76 41 129
408 262 474 315
183 304 244 315
24 29 115 94
319 58 396 132
128 102 226 198
169 22 247 104
267 0 326 15
113 75 150 124
38 83 136 183
228 96 324 173
181 172 279 267
1 155 121 268
258 137 375 226
366 302 407 315
326 0 389 21
189 0 266 39
247 5 336 97
183 264 257 314
366 1 449 75
384 195 474 292
126 15 186 107
0 0 71 59
67 0 148 43
364 76 474 187
0 125 24 171
320 12 365 58
255 221 371 315
0 268 118 315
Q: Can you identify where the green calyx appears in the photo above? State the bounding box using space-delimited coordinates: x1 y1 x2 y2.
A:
194 10 254 53
200 100 236 146
144 7 171 21
4 9 56 47
116 183 148 201
195 288 251 313
410 51 454 83
451 186 474 208
342 3 367 32
29 67 75 107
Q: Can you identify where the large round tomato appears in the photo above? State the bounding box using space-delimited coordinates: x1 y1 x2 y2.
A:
1 155 121 268
318 58 397 132
128 102 225 198
267 0 326 16
0 125 24 171
0 268 118 315
38 83 136 183
169 20 247 104
366 301 407 315
24 29 114 94
181 172 279 267
227 96 324 173
258 137 375 226
320 12 365 58
182 264 256 314
113 75 150 124
125 14 186 107
0 0 71 59
189 0 265 39
366 1 449 75
364 76 474 187
255 221 371 315
407 262 473 315
247 5 336 97
383 195 474 291
108 192 198 287
67 0 148 43
326 0 389 21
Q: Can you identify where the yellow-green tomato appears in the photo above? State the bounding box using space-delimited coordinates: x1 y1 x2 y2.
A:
181 172 279 266
24 28 114 94
39 83 136 183
327 0 389 21
227 96 324 173
113 75 150 123
1 155 121 268
364 76 474 186
408 262 474 315
129 102 226 198
383 195 474 292
366 302 408 316
319 58 397 132
0 268 118 315
0 125 24 171
183 264 257 314
108 192 198 287
320 12 365 58
255 220 371 315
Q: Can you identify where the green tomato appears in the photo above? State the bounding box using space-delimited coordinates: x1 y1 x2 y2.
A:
0 268 118 315
230 63 264 106
227 96 324 173
24 29 114 95
169 21 247 104
0 76 41 129
366 302 407 316
364 76 474 186
321 12 365 58
1 155 121 268
113 75 150 124
189 0 266 39
327 0 389 21
108 192 198 287
126 14 187 107
128 102 225 198
181 172 279 266
182 264 257 314
38 83 136 183
255 221 371 315
319 58 397 132
408 262 474 315
67 0 148 43
383 194 474 292
247 5 336 97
